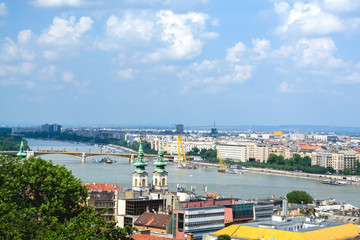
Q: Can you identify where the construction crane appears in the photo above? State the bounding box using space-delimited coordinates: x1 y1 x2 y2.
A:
217 149 227 173
177 134 196 169
177 134 187 167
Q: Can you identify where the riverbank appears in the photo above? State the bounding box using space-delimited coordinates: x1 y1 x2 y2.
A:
246 167 360 185
192 161 360 185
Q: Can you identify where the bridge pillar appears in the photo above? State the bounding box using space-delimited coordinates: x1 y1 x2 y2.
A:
81 152 86 163
130 154 134 164
26 151 34 159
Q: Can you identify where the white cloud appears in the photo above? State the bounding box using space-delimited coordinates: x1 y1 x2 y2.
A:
0 37 35 61
272 37 346 69
178 57 254 94
226 42 247 62
42 50 58 60
0 2 8 17
226 39 271 63
279 81 292 92
323 0 360 13
273 0 360 37
62 71 74 83
100 10 216 61
38 16 93 46
18 30 34 44
274 1 345 36
106 12 154 42
335 72 360 84
252 39 271 59
117 68 134 80
39 65 56 79
0 62 35 76
32 0 83 7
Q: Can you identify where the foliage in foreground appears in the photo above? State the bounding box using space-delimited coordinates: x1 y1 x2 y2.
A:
0 155 134 240
286 190 314 204
216 234 231 240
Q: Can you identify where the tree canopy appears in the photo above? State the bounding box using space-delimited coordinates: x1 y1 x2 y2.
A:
0 134 28 151
0 155 134 239
286 190 314 204
217 234 231 240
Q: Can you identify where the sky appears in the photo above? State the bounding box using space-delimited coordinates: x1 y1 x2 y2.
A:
0 0 360 128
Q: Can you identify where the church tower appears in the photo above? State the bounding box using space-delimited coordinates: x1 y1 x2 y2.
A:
132 142 149 191
152 143 168 191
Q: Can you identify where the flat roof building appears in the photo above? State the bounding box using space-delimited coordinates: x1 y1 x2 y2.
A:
204 217 360 240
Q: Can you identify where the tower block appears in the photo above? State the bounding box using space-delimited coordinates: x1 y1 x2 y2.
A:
153 143 168 191
132 142 149 191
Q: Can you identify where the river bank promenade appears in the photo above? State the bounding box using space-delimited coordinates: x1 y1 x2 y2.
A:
192 161 360 185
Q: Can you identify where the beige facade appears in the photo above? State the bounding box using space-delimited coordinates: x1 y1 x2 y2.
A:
256 145 269 163
269 146 292 160
311 150 359 171
216 143 269 162
217 144 248 162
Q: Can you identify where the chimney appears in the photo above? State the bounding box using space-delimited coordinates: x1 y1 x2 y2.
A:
186 233 194 240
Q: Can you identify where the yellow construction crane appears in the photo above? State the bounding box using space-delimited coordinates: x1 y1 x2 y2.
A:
177 134 188 167
177 134 196 169
217 149 227 173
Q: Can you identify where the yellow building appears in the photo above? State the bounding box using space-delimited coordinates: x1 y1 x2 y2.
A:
203 217 360 240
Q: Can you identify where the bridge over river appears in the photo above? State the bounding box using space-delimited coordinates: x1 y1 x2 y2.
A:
0 150 195 163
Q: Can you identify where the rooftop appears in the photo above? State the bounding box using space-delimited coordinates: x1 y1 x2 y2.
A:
134 212 172 229
209 217 360 240
84 183 121 191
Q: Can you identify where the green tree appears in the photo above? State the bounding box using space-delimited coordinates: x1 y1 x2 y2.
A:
0 155 134 239
0 135 28 151
217 235 231 240
267 154 278 164
286 190 314 204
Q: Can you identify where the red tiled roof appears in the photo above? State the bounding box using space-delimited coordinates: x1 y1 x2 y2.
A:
83 183 121 191
298 142 322 150
134 212 172 229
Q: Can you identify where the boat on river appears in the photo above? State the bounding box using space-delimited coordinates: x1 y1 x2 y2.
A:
177 164 197 169
93 156 116 164
322 179 346 186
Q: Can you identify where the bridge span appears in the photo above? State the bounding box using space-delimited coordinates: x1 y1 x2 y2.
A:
0 150 186 163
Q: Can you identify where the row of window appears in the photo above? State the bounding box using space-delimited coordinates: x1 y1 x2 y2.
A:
185 213 224 218
95 202 113 207
185 220 223 227
184 226 223 234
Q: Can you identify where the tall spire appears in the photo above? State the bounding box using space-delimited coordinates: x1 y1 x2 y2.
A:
154 143 167 173
17 140 27 157
134 141 147 173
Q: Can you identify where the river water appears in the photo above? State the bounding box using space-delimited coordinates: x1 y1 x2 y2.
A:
27 138 360 208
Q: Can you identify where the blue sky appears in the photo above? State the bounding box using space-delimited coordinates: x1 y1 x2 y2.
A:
1 0 360 127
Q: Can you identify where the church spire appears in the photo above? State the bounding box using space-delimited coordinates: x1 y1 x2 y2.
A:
17 140 27 158
152 142 168 191
134 141 147 173
154 143 167 173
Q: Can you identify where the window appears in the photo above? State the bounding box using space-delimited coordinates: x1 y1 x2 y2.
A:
178 213 184 232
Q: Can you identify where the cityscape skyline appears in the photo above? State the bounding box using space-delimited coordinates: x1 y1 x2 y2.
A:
1 0 360 126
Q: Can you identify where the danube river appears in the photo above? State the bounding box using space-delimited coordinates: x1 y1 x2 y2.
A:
27 138 360 208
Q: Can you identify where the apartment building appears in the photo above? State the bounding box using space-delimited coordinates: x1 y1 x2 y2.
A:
173 206 225 240
311 149 359 171
216 144 248 162
216 143 270 162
